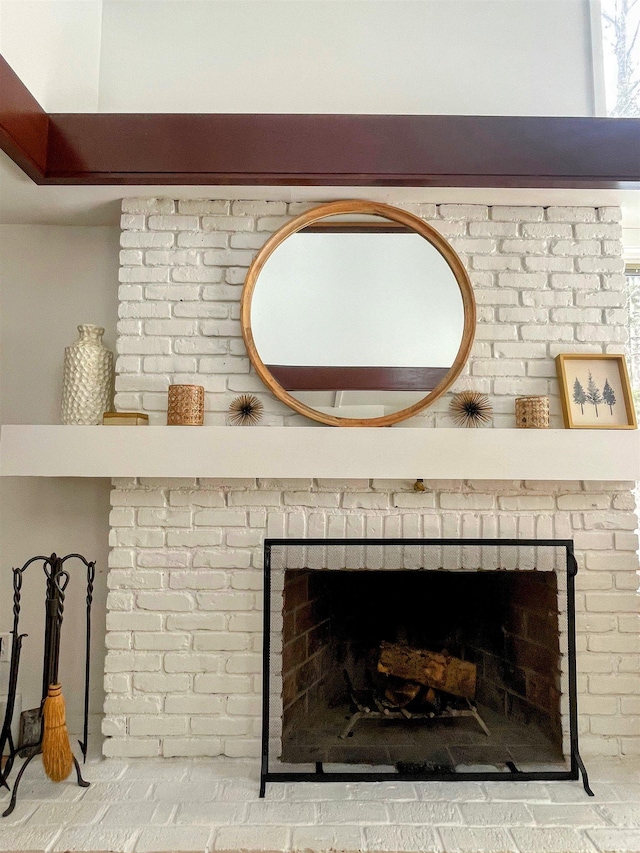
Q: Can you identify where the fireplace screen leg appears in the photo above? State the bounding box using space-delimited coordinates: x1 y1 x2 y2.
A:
575 751 594 797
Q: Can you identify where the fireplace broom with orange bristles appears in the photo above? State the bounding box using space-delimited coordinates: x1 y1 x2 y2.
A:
41 569 74 782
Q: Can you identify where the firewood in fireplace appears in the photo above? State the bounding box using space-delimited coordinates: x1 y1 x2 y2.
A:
419 686 444 715
382 680 444 715
384 678 421 708
378 641 476 700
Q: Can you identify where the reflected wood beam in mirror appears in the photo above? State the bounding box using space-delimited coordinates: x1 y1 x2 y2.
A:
266 365 450 392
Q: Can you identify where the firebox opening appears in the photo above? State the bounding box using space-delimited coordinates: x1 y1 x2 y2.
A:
281 569 565 772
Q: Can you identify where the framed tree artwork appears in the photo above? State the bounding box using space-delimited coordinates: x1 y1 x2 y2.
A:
555 353 637 429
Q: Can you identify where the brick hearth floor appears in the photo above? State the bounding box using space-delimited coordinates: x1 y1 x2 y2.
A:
1 755 639 853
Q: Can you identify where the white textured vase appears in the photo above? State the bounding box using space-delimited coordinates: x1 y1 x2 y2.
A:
61 325 115 425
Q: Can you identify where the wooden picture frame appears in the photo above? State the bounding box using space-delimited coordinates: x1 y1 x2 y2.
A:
555 353 637 429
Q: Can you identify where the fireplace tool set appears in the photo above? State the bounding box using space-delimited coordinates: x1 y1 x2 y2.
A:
0 553 95 817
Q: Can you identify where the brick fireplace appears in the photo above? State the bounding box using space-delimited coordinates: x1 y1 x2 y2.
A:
102 199 639 766
276 542 566 774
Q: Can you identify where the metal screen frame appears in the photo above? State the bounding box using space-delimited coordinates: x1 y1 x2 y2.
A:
260 538 592 797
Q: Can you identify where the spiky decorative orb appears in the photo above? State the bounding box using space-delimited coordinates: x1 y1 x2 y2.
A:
228 394 264 426
450 391 493 428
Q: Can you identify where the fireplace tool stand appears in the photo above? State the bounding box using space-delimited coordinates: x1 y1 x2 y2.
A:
0 553 95 817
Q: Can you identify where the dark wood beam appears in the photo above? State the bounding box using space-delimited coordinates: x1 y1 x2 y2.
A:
45 113 640 187
1 54 639 188
0 55 48 181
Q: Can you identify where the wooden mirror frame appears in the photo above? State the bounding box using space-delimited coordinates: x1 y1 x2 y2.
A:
241 200 476 427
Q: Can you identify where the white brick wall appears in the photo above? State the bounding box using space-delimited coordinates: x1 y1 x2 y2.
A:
105 477 639 761
104 200 639 761
116 200 626 427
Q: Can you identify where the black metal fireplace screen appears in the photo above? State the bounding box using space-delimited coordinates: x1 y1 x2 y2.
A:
260 538 592 796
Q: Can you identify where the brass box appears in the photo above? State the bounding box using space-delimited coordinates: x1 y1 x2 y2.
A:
102 411 149 426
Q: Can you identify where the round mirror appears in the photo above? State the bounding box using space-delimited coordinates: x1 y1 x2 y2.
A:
241 201 476 426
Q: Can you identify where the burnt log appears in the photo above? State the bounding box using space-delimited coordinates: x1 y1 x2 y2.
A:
378 641 476 700
384 678 421 708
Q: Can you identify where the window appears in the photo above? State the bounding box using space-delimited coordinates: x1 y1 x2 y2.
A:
626 266 640 413
601 0 640 116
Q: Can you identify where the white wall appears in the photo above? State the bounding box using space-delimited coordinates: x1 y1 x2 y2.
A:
98 0 595 115
0 225 119 735
0 0 103 111
0 226 119 424
0 0 600 115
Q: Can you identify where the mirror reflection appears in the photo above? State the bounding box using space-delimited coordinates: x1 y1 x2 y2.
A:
250 217 466 420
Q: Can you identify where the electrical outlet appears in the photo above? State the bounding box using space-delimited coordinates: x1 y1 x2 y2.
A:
0 633 10 663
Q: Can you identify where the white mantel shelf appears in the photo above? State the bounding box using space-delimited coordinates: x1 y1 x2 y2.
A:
0 425 638 481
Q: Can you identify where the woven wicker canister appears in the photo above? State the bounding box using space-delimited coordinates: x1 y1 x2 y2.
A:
167 384 205 425
515 395 550 429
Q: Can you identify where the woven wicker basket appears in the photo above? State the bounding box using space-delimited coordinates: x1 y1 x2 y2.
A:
167 384 205 426
515 395 550 429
